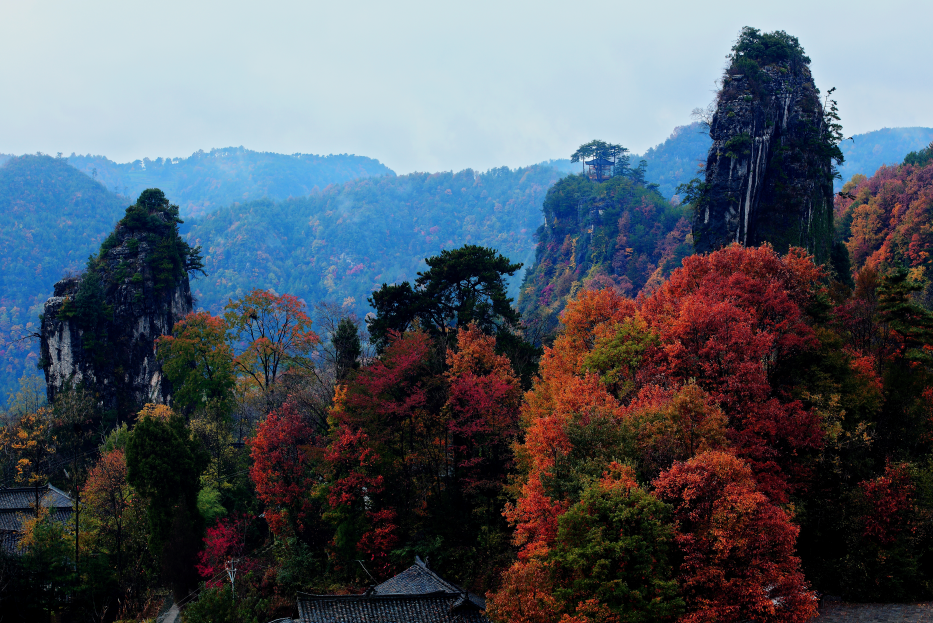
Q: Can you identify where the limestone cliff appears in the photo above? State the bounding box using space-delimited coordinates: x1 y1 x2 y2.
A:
693 28 841 262
40 189 203 416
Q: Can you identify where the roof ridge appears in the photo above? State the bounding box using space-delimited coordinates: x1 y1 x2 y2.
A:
416 564 460 592
298 591 463 601
47 484 73 501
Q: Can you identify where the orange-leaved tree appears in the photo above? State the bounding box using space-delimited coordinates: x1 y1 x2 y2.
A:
84 448 134 584
224 289 319 392
10 407 57 516
496 244 829 622
490 464 683 623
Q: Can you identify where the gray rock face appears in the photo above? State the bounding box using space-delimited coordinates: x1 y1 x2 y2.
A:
40 215 193 416
694 63 835 261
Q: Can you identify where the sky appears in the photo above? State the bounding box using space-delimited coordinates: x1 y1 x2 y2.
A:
2 0 931 175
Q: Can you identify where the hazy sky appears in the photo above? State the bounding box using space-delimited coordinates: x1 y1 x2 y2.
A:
2 0 931 174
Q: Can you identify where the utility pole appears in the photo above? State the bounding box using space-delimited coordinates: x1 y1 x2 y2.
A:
226 558 238 600
73 421 83 580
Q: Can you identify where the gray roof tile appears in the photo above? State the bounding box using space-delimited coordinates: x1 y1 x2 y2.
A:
297 593 490 623
0 485 73 511
298 559 490 622
372 563 459 596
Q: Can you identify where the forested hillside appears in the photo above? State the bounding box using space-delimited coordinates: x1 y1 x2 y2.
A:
836 127 933 189
68 147 394 217
184 165 561 315
517 169 693 332
0 154 127 399
836 143 933 299
4 126 930 405
640 122 713 199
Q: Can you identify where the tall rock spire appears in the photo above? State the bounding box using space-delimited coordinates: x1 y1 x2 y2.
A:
692 28 841 262
40 189 203 418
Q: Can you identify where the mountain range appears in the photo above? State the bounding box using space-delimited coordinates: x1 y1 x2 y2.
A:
1 124 930 402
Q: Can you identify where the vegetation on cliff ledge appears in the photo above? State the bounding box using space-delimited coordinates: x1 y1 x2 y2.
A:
54 189 204 371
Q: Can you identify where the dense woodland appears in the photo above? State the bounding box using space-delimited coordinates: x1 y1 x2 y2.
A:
183 165 562 318
0 159 561 401
2 80 933 619
1 127 929 401
1 131 933 620
0 155 127 400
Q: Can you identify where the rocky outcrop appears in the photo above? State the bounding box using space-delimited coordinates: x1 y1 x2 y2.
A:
40 189 200 417
517 171 692 333
693 34 836 262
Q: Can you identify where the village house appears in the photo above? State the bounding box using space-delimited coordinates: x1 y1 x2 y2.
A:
296 557 491 623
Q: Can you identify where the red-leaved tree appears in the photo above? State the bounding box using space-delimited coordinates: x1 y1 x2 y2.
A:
653 451 816 623
639 243 826 501
196 514 259 586
249 403 321 540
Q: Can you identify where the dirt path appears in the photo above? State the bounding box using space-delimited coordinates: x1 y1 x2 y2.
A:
817 602 933 621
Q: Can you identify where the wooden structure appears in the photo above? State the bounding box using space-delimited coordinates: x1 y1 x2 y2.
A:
297 557 490 623
0 484 73 553
585 156 615 182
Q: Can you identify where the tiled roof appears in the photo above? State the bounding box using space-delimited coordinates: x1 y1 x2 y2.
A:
0 485 74 553
372 562 459 596
0 509 72 532
0 485 73 511
0 532 20 554
372 559 486 610
296 593 490 623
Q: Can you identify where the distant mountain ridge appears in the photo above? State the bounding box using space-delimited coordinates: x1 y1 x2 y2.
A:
835 127 933 187
66 146 394 217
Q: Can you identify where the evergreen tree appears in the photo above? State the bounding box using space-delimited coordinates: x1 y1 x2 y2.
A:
126 409 208 601
333 317 362 381
368 245 522 349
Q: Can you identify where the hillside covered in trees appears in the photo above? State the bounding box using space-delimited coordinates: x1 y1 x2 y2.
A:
67 147 394 217
0 155 128 400
183 165 562 315
8 199 933 621
835 139 933 301
517 166 692 332
0 160 564 403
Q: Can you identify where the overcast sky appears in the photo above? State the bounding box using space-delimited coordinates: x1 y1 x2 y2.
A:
1 0 931 174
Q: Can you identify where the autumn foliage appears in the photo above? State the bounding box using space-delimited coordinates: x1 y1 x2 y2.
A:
196 514 260 586
322 324 521 581
493 244 836 621
249 402 319 538
21 228 933 621
653 452 815 623
837 161 933 276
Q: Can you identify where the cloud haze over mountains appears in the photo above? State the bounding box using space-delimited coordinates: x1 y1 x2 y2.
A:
1 0 931 174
